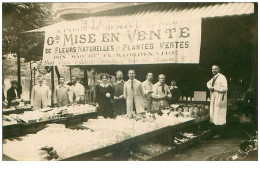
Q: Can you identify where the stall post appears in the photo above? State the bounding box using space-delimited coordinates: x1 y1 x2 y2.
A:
69 66 72 82
83 68 88 89
33 67 37 85
16 34 21 98
29 60 33 99
83 68 89 103
51 66 55 106
55 66 61 83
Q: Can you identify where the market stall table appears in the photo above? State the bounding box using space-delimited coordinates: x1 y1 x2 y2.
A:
3 114 211 161
62 115 211 161
2 107 32 115
2 104 97 139
3 102 212 161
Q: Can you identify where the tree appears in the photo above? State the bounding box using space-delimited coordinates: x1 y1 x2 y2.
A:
2 3 59 57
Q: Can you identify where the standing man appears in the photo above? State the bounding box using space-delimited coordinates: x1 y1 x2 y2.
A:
169 79 181 104
53 76 70 107
123 69 144 118
142 72 154 112
69 76 85 104
113 71 126 116
152 74 171 111
207 65 228 137
7 80 21 107
31 75 51 110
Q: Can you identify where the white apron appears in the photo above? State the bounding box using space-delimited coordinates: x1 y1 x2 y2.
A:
207 73 228 125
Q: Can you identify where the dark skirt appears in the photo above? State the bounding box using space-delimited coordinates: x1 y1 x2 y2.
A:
98 99 114 118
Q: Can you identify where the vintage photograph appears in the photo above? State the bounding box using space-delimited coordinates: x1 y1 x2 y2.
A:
1 2 258 161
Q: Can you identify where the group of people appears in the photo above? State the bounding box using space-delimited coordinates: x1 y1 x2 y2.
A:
30 75 85 110
95 69 181 118
96 64 228 138
4 65 228 137
4 75 86 110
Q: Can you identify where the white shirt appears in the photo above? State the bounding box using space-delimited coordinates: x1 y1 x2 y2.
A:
69 82 85 103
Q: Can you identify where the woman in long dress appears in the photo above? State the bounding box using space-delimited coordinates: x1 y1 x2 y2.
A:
96 73 114 118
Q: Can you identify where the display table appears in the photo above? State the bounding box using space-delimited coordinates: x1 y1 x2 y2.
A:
2 111 98 139
3 114 210 161
175 100 210 105
2 107 32 115
61 115 210 161
3 102 211 161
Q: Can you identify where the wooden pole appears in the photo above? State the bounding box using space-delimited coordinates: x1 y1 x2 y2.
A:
69 66 72 82
29 61 32 99
83 67 88 90
33 68 36 86
51 66 55 106
54 66 60 83
17 35 21 98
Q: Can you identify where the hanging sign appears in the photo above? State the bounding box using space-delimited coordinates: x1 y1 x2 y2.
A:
43 17 201 65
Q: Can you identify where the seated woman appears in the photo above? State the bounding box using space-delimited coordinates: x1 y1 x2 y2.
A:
95 73 114 118
169 80 180 104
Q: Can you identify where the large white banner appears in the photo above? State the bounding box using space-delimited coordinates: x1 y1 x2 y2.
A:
43 17 201 65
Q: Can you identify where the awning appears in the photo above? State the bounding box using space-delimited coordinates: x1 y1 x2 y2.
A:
21 2 255 66
22 2 254 34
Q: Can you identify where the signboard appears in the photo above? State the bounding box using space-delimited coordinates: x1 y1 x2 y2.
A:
43 17 201 65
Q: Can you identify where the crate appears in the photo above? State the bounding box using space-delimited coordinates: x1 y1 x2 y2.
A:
173 128 215 152
131 144 177 161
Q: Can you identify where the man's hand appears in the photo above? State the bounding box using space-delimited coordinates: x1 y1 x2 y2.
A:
208 87 214 91
148 90 154 95
114 96 119 100
156 95 163 100
162 95 168 99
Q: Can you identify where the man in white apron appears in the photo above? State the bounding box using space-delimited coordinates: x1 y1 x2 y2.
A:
31 76 51 110
207 65 228 137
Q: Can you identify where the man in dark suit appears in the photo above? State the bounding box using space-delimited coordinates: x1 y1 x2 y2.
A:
7 80 20 107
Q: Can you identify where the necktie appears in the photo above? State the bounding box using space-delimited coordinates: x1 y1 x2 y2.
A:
212 75 219 87
161 84 165 93
131 80 133 90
